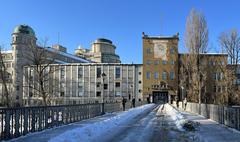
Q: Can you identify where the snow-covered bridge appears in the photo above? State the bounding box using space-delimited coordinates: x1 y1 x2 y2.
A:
7 104 240 142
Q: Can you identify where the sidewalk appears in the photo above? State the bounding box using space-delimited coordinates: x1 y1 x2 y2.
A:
180 110 240 142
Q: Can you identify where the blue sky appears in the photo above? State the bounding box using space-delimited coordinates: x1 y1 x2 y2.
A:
0 0 239 63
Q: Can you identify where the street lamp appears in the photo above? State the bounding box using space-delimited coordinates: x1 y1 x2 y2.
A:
101 72 106 115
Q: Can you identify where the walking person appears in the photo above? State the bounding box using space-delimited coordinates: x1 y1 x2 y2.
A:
122 96 126 111
132 98 136 108
184 97 187 110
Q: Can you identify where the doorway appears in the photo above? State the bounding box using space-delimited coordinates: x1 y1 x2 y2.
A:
152 91 168 103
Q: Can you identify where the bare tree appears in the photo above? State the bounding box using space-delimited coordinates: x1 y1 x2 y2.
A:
23 38 59 106
219 30 240 105
184 8 209 107
0 46 12 107
219 29 240 66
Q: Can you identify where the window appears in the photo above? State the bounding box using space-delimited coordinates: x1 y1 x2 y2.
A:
221 61 225 65
60 82 65 88
170 60 174 65
115 82 121 88
139 89 142 93
78 67 83 78
162 72 167 80
30 68 33 81
213 86 217 93
60 67 65 78
138 81 142 84
78 91 83 96
222 86 226 93
78 83 83 96
237 68 240 74
146 60 151 65
97 67 101 78
78 85 83 91
218 86 221 93
154 72 159 79
170 71 174 80
236 79 240 85
78 82 83 88
104 84 108 90
154 60 159 65
96 91 101 97
213 73 217 80
115 92 121 96
115 67 121 79
146 48 151 54
213 61 216 66
29 92 33 97
209 61 213 65
60 92 65 97
214 72 223 81
139 72 142 75
162 60 167 65
220 72 224 80
170 47 174 54
146 71 151 79
96 82 101 88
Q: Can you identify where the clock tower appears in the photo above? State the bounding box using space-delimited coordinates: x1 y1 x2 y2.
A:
142 32 179 103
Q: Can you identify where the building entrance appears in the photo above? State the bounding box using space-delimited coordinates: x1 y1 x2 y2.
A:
152 91 168 103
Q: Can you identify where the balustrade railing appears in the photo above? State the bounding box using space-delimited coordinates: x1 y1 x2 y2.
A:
172 101 240 131
0 101 146 140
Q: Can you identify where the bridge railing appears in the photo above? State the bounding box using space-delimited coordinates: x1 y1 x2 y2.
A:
0 101 146 141
172 101 240 131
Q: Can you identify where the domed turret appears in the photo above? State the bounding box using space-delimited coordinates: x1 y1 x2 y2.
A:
95 38 112 44
13 25 35 36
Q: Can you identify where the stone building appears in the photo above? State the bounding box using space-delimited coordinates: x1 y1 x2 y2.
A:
2 24 239 106
142 32 179 103
178 53 228 104
0 25 90 106
75 38 121 63
23 63 142 106
142 32 234 104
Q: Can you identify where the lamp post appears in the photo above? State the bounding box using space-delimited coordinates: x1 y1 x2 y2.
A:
101 72 106 115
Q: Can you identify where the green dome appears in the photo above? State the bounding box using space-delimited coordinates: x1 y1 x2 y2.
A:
13 25 35 36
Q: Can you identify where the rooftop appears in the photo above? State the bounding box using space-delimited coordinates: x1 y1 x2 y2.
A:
142 32 179 40
13 24 35 36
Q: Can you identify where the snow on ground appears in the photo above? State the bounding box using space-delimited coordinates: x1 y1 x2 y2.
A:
49 104 155 142
158 103 185 130
181 112 240 142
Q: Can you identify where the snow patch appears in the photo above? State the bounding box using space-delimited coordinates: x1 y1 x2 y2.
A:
158 104 185 130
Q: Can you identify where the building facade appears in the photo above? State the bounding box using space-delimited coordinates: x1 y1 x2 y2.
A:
178 53 228 104
0 25 90 106
23 63 142 106
75 38 121 63
142 32 179 103
142 32 235 105
1 25 239 106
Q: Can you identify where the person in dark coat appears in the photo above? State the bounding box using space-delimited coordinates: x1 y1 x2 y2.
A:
122 96 126 111
132 98 136 108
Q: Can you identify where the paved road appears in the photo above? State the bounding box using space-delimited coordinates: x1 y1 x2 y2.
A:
103 104 192 142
